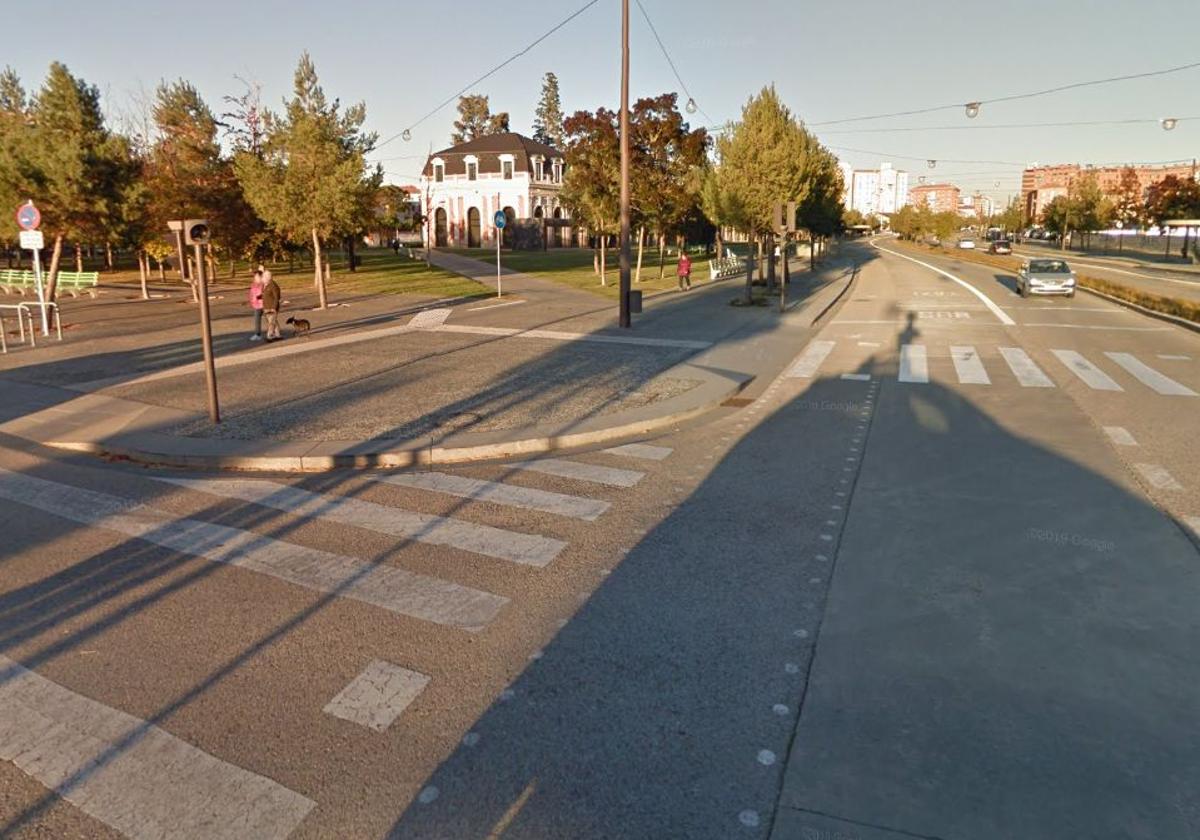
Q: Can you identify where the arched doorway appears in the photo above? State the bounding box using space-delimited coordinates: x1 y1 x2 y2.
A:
552 206 564 248
502 206 516 248
534 206 544 249
434 208 448 247
467 206 481 248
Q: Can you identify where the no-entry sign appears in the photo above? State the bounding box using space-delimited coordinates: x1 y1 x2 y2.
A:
16 202 41 231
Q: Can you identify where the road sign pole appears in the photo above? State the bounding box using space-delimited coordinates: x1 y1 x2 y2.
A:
31 246 48 336
193 242 220 424
497 226 502 298
617 0 632 328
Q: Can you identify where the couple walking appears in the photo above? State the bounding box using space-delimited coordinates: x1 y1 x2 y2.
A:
249 266 282 341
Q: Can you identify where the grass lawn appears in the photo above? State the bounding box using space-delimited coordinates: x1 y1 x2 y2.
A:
64 248 490 302
443 246 713 299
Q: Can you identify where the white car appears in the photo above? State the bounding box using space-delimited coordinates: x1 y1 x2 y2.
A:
957 239 976 250
1018 259 1077 298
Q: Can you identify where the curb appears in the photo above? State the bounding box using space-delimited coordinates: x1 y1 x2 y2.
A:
807 263 858 326
1078 284 1200 335
48 373 750 473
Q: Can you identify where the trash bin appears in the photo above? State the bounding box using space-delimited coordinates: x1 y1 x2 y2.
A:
629 290 643 313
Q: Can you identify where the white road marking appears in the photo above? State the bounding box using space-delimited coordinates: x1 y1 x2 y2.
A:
899 344 929 383
370 471 608 521
1104 352 1198 396
840 373 871 381
1159 354 1191 361
856 341 881 347
787 340 836 378
0 470 505 630
602 442 674 461
1185 516 1200 538
160 477 565 567
1103 426 1138 447
1135 463 1184 491
434 323 710 350
950 345 990 385
510 457 644 487
409 307 453 329
1022 323 1170 332
872 242 1016 325
1051 350 1123 391
0 655 314 840
466 298 526 311
998 347 1056 388
323 660 430 732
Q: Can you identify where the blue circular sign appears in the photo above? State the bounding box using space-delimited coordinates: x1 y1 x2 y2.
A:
493 210 507 229
16 203 40 231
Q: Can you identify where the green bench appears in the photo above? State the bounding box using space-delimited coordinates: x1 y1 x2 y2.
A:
0 269 98 297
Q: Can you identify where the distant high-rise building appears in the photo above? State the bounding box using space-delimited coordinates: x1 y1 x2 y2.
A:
840 161 910 216
1021 161 1198 223
909 183 961 214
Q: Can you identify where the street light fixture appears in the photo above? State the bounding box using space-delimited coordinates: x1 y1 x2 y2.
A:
965 102 981 119
1160 117 1178 131
927 159 937 169
685 97 697 115
401 129 412 142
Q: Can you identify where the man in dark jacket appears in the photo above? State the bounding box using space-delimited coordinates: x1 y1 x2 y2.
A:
261 272 282 340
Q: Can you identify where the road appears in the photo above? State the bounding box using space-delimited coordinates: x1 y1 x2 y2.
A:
1012 239 1200 304
2 239 1199 839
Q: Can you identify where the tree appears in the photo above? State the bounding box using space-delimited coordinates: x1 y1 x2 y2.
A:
1145 174 1200 258
629 93 709 280
1067 173 1114 248
532 72 565 149
560 107 620 285
4 63 131 301
1041 195 1070 239
991 197 1023 234
451 94 509 144
1113 167 1144 231
235 52 381 308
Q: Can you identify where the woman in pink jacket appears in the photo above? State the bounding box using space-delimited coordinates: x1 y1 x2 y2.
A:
248 268 265 341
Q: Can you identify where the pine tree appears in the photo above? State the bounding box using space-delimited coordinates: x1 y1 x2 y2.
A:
452 94 509 144
532 72 565 149
234 52 381 309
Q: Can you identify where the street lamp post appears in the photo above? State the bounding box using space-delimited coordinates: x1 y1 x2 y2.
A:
618 0 632 328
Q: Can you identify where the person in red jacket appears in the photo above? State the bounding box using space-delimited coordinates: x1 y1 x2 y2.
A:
677 251 692 291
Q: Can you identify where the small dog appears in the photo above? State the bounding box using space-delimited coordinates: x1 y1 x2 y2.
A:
286 316 311 338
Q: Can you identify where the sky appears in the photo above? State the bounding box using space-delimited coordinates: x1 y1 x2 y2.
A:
7 0 1200 203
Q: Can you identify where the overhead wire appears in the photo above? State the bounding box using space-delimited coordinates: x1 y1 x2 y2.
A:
633 0 713 124
821 116 1200 134
376 0 602 149
808 59 1200 127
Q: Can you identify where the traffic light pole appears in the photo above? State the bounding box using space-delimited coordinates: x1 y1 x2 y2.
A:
193 241 220 423
617 0 632 329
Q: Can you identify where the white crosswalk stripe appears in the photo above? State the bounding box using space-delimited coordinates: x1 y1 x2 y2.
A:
158 477 566 567
998 347 1056 388
509 457 645 488
0 469 507 630
369 471 609 521
899 344 929 383
1051 350 1123 391
1135 464 1185 491
950 345 990 385
1104 352 1198 396
1103 426 1138 447
603 442 674 461
787 340 836 378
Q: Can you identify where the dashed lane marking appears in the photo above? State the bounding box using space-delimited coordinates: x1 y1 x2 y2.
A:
786 340 836 378
840 373 871 381
159 477 566 567
370 471 609 521
1103 426 1138 447
0 654 315 840
509 458 645 488
323 660 430 732
0 469 506 630
1135 463 1184 491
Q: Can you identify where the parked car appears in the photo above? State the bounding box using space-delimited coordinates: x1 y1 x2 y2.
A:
989 240 1012 255
958 239 976 250
1017 258 1076 298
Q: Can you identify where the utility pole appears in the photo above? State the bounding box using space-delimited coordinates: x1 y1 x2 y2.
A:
618 0 632 328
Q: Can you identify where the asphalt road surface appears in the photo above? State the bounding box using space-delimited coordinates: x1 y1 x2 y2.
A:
2 240 1198 839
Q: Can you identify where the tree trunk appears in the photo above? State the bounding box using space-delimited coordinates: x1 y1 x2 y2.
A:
105 242 115 271
600 232 607 286
635 226 645 283
313 228 328 309
157 259 166 281
593 242 600 276
657 234 666 282
743 232 755 304
44 235 65 302
229 257 236 279
716 230 723 259
766 232 777 291
138 252 149 300
346 236 358 272
74 243 83 273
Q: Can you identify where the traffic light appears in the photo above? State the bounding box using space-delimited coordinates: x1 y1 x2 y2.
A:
184 219 210 245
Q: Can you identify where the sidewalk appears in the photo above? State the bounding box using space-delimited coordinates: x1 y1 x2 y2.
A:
0 246 866 471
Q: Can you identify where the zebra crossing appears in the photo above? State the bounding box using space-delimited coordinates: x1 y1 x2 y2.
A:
788 340 1198 397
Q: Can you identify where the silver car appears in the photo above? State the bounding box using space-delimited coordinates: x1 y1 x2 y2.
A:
1017 258 1077 298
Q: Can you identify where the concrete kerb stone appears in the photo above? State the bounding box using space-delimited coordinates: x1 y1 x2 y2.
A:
43 364 750 472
